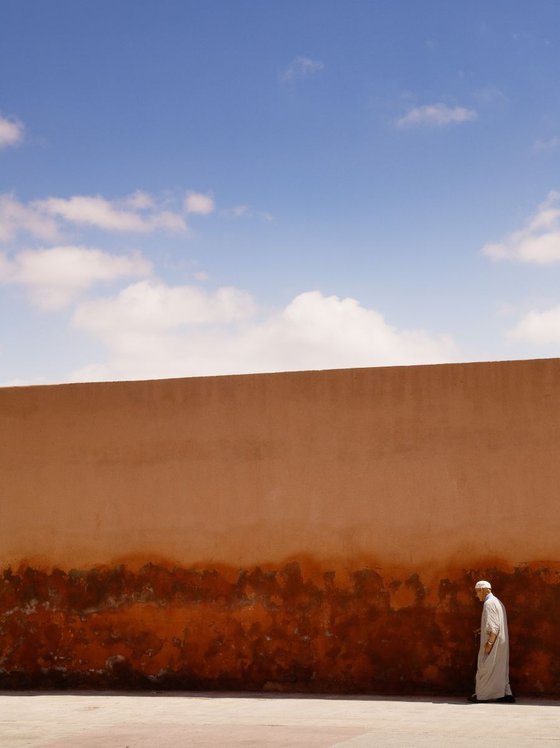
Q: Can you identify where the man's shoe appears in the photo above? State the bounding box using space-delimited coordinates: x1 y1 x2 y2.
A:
467 694 492 703
496 694 516 703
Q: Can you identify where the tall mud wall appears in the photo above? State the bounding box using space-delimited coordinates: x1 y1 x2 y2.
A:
1 359 559 696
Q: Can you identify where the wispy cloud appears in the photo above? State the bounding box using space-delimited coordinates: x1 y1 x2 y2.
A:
0 191 188 242
0 114 24 148
222 204 250 218
396 103 477 128
0 193 59 243
123 190 155 210
533 136 560 153
185 191 215 215
36 194 187 233
0 246 151 309
472 85 507 106
483 191 560 263
69 287 456 383
279 56 324 83
220 204 273 221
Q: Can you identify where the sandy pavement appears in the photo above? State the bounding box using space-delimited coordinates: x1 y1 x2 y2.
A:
0 692 559 747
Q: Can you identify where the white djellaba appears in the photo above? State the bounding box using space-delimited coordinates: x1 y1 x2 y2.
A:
474 581 514 701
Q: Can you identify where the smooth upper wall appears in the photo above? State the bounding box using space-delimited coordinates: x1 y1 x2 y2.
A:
2 358 559 569
1 358 559 695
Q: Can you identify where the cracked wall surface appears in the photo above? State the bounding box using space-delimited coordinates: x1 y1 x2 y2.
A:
1 359 559 696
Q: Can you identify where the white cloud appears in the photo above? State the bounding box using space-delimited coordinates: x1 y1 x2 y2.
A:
396 103 477 128
280 56 325 83
0 191 187 242
185 192 215 215
241 291 457 372
73 279 255 333
0 246 151 309
35 194 187 233
510 305 560 345
69 287 457 382
483 191 560 263
0 115 24 148
122 190 155 210
0 193 60 243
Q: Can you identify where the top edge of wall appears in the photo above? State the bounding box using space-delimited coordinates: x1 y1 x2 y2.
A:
2 355 560 393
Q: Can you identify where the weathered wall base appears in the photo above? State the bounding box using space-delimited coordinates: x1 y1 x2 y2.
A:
2 560 558 696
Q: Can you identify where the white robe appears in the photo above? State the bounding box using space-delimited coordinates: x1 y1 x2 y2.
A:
475 593 512 700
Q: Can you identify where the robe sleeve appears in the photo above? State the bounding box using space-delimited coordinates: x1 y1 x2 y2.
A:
485 600 501 636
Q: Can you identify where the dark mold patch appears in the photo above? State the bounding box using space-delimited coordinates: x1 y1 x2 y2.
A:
0 562 559 696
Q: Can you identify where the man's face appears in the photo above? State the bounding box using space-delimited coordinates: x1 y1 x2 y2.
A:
475 588 489 601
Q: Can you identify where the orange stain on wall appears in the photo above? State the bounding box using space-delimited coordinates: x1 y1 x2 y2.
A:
1 559 559 695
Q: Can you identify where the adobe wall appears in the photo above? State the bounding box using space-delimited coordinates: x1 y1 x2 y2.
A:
0 358 559 696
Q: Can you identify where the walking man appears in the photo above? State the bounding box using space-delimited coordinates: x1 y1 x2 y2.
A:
469 580 515 703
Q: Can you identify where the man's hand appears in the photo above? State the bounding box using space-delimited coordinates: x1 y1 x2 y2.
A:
484 637 497 655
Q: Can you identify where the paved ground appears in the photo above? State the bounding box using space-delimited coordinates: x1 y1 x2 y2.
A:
0 692 558 747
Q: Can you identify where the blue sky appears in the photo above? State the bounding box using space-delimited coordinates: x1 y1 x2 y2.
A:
2 0 560 385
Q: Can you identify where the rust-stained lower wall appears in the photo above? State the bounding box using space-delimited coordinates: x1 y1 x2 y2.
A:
1 559 559 696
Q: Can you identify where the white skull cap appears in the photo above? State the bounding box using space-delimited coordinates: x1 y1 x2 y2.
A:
475 580 492 589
